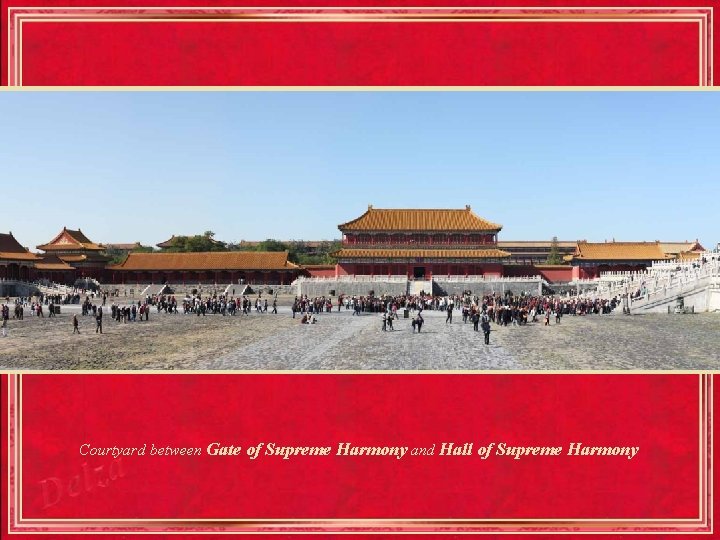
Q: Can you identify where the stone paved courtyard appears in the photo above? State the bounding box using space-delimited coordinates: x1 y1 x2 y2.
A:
0 302 718 369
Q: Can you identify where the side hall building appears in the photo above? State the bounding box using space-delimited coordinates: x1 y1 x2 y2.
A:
565 241 676 279
0 232 39 281
109 251 305 285
36 227 110 280
331 207 706 283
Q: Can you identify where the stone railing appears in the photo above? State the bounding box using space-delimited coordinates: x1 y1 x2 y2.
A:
294 275 543 284
3 279 77 296
628 275 719 312
597 271 648 282
294 275 409 284
438 275 543 283
592 253 720 305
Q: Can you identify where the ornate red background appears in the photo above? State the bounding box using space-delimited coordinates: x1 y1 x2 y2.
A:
1 2 716 536
0 1 715 86
1 373 713 536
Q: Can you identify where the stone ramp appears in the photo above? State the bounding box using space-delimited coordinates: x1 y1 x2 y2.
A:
408 279 432 296
209 310 521 370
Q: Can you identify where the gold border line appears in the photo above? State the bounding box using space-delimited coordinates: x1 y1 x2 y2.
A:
0 370 717 374
0 87 719 91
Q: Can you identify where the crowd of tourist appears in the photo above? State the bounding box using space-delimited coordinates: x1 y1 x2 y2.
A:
283 291 620 344
0 287 621 342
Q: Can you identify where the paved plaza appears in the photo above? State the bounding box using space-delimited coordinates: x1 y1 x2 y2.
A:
0 300 718 370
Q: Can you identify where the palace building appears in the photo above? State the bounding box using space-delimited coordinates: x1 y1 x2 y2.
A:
564 241 676 279
659 241 706 258
0 232 39 281
33 254 76 283
109 251 305 285
334 206 511 278
0 232 76 283
2 216 711 288
36 227 110 280
497 240 578 265
156 235 225 250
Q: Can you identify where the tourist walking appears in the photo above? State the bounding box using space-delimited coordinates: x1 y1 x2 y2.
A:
1 306 8 337
446 304 453 324
481 316 491 345
95 308 103 334
72 314 80 334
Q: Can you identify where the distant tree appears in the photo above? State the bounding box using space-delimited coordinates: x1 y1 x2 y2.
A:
546 236 564 265
107 244 155 264
107 250 128 265
256 239 289 252
226 238 342 265
162 232 227 252
319 240 342 264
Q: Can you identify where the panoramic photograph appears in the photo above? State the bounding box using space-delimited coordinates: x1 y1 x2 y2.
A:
0 91 718 370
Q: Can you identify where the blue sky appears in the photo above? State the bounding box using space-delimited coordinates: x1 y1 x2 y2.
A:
1 91 717 250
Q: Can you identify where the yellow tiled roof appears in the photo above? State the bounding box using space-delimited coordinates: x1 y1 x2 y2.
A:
35 254 74 270
0 233 40 261
660 241 705 255
59 254 88 262
0 251 39 261
339 206 501 232
36 261 74 270
334 248 511 259
570 242 672 261
38 227 104 251
498 240 578 249
677 251 701 261
110 251 298 271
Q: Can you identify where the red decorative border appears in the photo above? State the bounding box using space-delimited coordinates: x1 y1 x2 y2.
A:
6 374 713 534
5 6 714 87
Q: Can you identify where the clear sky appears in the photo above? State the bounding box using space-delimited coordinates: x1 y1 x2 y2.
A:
1 91 717 250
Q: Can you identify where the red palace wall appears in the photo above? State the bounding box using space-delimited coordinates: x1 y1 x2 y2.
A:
306 266 337 278
336 262 504 278
574 264 651 280
502 265 574 283
333 263 652 283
